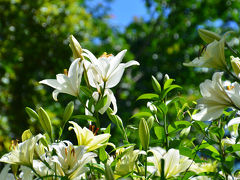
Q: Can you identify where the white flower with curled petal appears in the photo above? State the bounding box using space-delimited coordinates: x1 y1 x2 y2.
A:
192 72 240 121
148 147 192 179
40 58 83 101
85 89 117 115
183 38 226 70
83 49 139 89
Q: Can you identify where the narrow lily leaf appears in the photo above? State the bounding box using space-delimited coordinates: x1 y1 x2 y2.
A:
137 93 159 101
131 112 152 119
63 101 74 125
25 107 39 120
37 107 53 140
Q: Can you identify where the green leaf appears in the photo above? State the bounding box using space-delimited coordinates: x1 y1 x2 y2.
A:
154 126 165 142
104 124 111 134
163 78 174 89
225 144 240 153
131 112 152 119
168 121 192 134
137 93 159 101
72 115 96 122
156 102 168 115
95 95 108 111
152 76 161 93
99 147 108 163
63 101 74 125
161 85 182 99
80 86 93 97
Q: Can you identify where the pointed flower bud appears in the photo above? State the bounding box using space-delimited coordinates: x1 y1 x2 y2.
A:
69 35 83 59
147 116 154 130
164 74 170 83
37 107 53 139
231 56 240 77
198 29 221 43
139 118 150 150
63 101 74 125
152 76 161 93
21 129 33 142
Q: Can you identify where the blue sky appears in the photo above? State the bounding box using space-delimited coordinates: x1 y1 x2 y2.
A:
108 0 148 27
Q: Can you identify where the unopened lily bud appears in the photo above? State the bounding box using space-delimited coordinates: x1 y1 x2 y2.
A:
147 116 154 130
139 118 150 150
198 29 221 44
69 35 83 59
231 56 240 77
152 76 161 93
63 101 74 125
21 129 33 141
25 107 39 121
164 74 170 83
37 107 53 139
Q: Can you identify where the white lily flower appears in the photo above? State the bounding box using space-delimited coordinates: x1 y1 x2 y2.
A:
40 58 83 101
33 158 55 178
51 141 96 179
83 49 139 89
0 164 15 180
68 121 111 151
0 134 43 166
192 72 240 121
19 166 34 180
183 38 226 70
148 147 192 179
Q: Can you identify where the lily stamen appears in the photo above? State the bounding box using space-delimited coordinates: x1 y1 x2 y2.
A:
227 85 234 90
64 69 68 76
100 52 113 58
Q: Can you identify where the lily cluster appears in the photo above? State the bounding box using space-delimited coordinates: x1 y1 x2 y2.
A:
3 29 240 180
40 35 139 115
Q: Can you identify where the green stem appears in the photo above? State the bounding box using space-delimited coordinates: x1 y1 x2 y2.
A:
163 113 169 150
145 151 148 179
226 43 240 57
77 95 94 114
181 122 212 180
94 111 100 128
